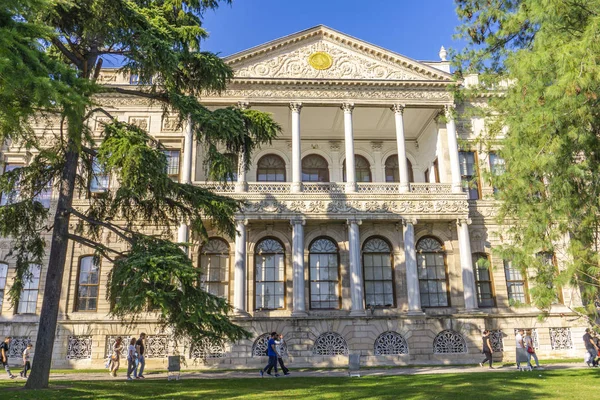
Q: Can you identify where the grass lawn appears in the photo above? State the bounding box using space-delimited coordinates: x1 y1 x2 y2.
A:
0 369 598 399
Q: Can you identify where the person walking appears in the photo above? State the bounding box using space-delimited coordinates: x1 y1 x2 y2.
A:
479 330 494 369
259 332 279 377
109 337 123 377
135 333 146 379
126 337 137 381
1 337 16 379
20 343 32 379
524 330 542 369
515 329 527 370
583 328 599 367
274 334 290 376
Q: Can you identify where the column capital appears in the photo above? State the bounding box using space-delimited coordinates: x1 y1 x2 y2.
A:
402 218 418 227
237 101 251 110
457 218 472 226
341 102 355 113
444 104 456 118
289 102 303 113
290 217 306 226
391 103 406 115
346 218 362 226
234 216 249 225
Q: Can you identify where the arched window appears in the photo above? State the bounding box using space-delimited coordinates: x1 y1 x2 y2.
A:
473 253 495 307
76 256 100 311
433 330 467 354
256 154 286 182
374 331 409 355
363 237 394 307
417 237 449 307
309 238 340 309
255 238 285 310
343 155 372 182
384 155 414 183
312 332 348 356
302 155 329 182
200 238 230 299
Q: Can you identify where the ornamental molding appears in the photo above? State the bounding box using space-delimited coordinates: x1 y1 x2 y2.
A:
240 198 468 216
225 26 452 81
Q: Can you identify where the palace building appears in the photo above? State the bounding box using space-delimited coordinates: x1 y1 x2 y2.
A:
0 26 584 368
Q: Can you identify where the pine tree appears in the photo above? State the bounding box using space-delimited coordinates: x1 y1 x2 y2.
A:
0 0 280 389
454 1 600 321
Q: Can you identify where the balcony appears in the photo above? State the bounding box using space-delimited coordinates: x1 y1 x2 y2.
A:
194 181 467 221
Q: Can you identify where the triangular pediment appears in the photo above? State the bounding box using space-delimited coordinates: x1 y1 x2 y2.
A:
225 26 451 82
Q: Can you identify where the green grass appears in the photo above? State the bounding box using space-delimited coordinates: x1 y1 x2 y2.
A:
0 369 596 399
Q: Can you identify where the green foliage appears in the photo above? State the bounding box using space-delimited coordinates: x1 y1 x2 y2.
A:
454 0 600 320
0 0 279 375
107 236 250 345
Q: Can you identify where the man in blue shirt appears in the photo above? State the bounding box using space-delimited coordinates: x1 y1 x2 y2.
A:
259 332 279 377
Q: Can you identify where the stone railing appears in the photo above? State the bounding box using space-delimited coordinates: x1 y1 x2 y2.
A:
197 182 236 193
356 183 399 194
303 182 345 194
247 182 291 193
409 183 453 194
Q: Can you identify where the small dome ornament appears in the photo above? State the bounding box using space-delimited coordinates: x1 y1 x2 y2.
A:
308 52 333 70
439 46 448 62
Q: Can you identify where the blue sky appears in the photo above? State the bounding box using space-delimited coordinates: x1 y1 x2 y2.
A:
200 0 462 61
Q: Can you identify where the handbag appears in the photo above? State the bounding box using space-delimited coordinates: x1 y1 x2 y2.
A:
527 346 535 354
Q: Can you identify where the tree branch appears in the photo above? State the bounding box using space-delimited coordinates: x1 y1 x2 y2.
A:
69 207 133 244
51 38 82 68
66 233 126 262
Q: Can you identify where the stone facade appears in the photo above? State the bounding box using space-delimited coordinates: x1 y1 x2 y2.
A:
0 25 587 369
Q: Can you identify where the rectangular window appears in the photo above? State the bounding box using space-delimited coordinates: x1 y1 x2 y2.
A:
255 254 285 310
76 256 100 311
162 150 181 182
504 260 528 305
17 264 41 314
0 263 8 313
489 153 505 194
417 253 450 307
0 164 22 205
459 151 479 200
473 254 495 307
200 253 229 298
537 252 563 304
90 158 109 193
363 254 394 307
35 179 53 208
309 253 340 309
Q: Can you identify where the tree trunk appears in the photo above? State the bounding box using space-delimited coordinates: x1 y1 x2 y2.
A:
25 141 79 389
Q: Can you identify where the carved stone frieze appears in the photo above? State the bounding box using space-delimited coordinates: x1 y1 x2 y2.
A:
161 117 182 132
240 199 468 216
232 40 439 81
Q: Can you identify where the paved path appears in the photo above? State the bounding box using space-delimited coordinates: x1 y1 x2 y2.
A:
37 362 591 382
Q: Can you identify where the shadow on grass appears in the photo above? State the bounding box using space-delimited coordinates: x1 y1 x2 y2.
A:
0 369 596 400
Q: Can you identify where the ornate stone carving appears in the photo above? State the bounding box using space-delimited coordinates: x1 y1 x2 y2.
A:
105 335 130 358
8 337 30 358
233 40 436 81
190 338 225 360
329 141 341 151
237 101 251 110
549 328 572 350
161 117 182 132
433 330 467 354
67 336 93 360
370 141 383 151
128 116 149 131
312 332 348 356
489 330 504 352
145 335 169 358
374 331 409 356
340 103 354 112
95 116 112 132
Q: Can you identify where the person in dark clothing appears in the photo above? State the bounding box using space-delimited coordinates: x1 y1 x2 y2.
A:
259 332 279 377
583 328 598 367
1 337 16 379
268 334 290 376
135 332 146 379
479 330 494 369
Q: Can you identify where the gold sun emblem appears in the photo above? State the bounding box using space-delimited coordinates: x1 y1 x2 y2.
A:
308 52 333 70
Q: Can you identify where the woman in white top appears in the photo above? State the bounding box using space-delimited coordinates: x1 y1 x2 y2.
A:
110 337 123 377
525 330 541 369
126 337 137 381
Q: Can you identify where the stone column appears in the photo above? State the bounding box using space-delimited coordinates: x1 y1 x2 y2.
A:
342 103 357 193
457 218 478 311
235 102 249 193
234 218 248 314
177 115 194 248
445 105 463 193
403 218 423 314
291 218 307 316
290 102 303 193
392 104 410 193
347 218 365 315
